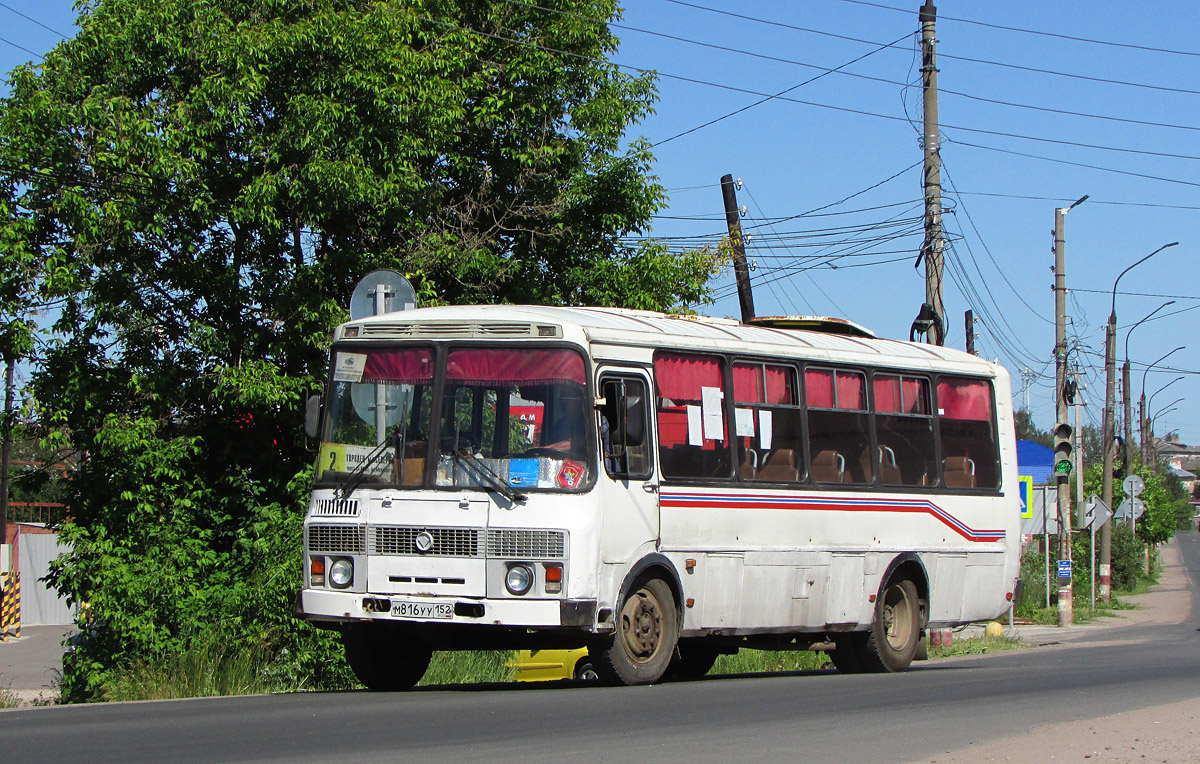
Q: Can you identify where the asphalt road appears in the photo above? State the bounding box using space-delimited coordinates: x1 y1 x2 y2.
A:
4 532 1199 764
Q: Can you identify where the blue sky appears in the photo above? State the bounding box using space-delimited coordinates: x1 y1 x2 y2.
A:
2 1 1198 446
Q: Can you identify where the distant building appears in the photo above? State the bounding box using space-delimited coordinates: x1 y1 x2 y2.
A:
1016 439 1054 485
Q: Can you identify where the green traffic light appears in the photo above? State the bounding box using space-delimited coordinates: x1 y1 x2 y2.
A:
1055 459 1073 475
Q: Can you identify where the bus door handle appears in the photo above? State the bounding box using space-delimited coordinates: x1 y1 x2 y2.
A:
643 482 658 494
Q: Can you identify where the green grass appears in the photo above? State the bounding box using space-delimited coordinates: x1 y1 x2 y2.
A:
100 640 287 702
710 649 828 675
0 688 19 709
418 650 515 687
928 634 1023 658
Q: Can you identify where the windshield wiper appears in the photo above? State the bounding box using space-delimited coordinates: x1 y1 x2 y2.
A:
454 448 527 504
339 437 394 499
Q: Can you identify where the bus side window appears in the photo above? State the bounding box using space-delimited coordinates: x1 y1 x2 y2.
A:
601 377 652 480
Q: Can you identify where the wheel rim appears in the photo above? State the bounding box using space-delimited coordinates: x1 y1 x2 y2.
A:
619 588 663 664
882 583 915 651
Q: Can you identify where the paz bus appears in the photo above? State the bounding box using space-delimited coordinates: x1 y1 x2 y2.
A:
299 304 1020 688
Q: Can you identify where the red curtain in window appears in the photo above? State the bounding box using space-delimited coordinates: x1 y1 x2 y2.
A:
732 364 761 404
837 371 865 410
445 349 585 386
806 369 834 408
362 349 434 383
734 364 793 404
938 378 993 420
656 353 723 401
904 378 929 414
874 375 901 413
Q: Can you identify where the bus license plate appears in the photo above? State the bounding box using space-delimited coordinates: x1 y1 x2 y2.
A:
391 600 454 620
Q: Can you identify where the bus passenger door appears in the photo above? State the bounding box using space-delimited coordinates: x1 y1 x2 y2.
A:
596 371 659 564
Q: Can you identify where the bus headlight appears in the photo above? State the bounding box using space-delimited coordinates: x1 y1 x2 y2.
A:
505 564 534 596
329 558 354 589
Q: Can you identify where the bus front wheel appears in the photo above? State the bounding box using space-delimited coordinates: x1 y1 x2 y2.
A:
341 624 432 691
595 577 679 685
859 577 921 672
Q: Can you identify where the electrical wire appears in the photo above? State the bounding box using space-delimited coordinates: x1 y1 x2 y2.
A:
833 0 1200 59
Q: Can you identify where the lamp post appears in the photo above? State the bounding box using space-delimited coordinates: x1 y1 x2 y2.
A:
1123 302 1174 473
1100 241 1179 604
1141 350 1185 465
1148 397 1184 473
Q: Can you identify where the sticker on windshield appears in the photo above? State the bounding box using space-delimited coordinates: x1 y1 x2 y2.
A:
333 352 368 383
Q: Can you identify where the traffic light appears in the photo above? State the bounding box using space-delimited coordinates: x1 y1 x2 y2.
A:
1053 422 1073 476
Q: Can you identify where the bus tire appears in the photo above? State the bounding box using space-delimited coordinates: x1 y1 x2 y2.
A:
341 624 432 691
859 577 921 673
667 639 721 680
595 576 678 685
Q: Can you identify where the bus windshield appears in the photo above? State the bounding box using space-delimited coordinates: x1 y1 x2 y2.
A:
316 345 591 493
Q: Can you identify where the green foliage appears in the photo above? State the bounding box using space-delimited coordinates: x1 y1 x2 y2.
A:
711 649 827 675
3 0 713 700
928 635 1022 658
419 651 515 687
1082 462 1182 546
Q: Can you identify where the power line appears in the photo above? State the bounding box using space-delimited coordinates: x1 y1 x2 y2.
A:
952 139 1200 189
0 2 71 39
833 0 1200 59
661 0 1200 97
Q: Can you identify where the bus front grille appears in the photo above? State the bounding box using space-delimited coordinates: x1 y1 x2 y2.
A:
486 529 565 559
372 526 483 557
307 524 366 554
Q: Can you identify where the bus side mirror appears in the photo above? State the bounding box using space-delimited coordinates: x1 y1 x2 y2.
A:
305 394 322 440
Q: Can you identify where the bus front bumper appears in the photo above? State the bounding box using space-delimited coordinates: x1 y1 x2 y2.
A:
300 588 597 629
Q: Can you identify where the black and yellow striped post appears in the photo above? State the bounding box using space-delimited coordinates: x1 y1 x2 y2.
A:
0 572 19 641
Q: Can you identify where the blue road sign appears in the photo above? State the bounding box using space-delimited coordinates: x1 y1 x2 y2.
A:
1057 560 1072 578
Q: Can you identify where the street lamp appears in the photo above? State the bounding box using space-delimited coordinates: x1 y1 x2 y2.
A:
1121 301 1174 474
1100 241 1179 604
1139 347 1185 464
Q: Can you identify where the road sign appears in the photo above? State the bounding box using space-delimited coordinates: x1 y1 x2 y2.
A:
1122 474 1145 497
1114 497 1146 521
1057 560 1072 578
1082 495 1112 532
1018 476 1033 520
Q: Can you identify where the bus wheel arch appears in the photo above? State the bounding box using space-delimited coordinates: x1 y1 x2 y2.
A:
859 554 928 673
594 555 683 685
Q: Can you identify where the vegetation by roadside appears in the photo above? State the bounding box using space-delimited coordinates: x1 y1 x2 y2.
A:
711 649 828 675
928 635 1023 659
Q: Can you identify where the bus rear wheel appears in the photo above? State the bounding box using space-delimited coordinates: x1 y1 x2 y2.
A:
341 624 432 691
859 577 921 672
595 577 678 685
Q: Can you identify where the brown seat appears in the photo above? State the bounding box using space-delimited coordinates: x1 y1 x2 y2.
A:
879 445 903 486
757 448 800 482
740 448 759 480
811 449 847 483
943 456 976 488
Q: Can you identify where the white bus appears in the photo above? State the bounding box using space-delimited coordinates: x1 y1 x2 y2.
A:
300 305 1020 688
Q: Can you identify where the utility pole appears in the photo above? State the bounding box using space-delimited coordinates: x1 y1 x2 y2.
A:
0 356 13 539
1122 361 1134 474
964 310 975 355
911 1 945 345
1073 367 1085 507
1099 312 1116 604
720 174 755 323
1052 202 1079 626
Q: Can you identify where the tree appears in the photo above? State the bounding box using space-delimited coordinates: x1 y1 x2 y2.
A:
1014 408 1051 448
0 0 717 700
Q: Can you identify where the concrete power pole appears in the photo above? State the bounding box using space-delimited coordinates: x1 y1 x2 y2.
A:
911 1 945 346
720 174 756 323
1052 203 1076 626
964 310 975 355
1123 362 1134 474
